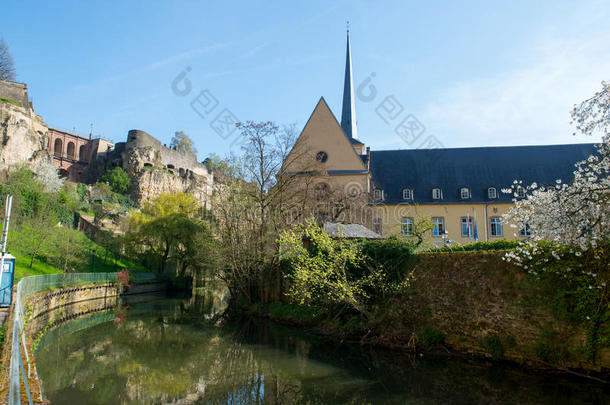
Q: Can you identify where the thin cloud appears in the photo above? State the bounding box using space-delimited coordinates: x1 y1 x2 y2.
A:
422 30 610 147
143 41 233 71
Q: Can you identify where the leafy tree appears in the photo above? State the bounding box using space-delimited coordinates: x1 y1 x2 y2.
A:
170 131 197 154
100 167 130 194
0 38 15 81
279 219 411 323
125 193 216 275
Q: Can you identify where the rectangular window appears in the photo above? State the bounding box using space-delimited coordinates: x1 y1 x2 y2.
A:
373 189 383 200
402 189 412 200
402 217 414 236
490 217 503 237
432 217 445 237
461 217 473 237
460 187 470 199
373 217 382 235
488 187 497 199
432 188 442 200
519 222 531 237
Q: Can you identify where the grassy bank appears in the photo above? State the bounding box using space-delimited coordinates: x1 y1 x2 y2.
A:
9 226 146 282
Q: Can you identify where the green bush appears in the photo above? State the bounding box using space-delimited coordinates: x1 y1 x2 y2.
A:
357 236 415 283
418 327 446 346
268 303 321 324
534 342 561 363
100 167 131 194
483 334 505 359
437 239 520 252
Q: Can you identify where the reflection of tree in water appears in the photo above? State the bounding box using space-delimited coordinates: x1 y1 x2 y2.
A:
35 299 608 405
36 300 369 404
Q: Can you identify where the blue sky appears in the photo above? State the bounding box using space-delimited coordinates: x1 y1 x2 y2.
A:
2 0 608 160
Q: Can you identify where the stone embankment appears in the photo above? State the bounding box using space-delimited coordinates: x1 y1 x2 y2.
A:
0 279 166 403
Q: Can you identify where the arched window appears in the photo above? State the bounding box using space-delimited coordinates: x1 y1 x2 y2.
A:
79 145 86 161
53 138 63 156
516 186 526 198
67 142 75 159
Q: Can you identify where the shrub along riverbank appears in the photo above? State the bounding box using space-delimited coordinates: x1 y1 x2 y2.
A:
243 221 609 378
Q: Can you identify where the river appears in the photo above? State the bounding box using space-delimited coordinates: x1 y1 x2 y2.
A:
35 293 608 404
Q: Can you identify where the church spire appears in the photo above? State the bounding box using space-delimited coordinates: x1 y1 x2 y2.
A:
340 27 358 140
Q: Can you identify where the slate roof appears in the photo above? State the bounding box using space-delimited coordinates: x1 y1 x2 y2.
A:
369 143 598 204
323 222 383 239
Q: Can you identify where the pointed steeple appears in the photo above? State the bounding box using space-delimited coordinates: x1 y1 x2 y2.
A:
340 28 358 141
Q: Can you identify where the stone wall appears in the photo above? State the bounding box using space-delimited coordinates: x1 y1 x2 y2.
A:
122 129 213 204
398 251 608 371
131 167 211 205
0 80 30 109
25 281 166 333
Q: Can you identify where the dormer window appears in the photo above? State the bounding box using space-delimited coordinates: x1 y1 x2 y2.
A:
488 187 497 199
460 187 470 200
373 189 383 201
432 188 442 200
516 186 526 198
402 188 413 200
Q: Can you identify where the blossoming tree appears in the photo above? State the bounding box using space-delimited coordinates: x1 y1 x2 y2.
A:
501 82 609 360
503 81 609 249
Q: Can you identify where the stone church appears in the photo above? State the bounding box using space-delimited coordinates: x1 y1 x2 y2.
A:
283 31 596 244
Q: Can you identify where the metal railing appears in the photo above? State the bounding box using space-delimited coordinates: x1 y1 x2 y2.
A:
8 272 157 405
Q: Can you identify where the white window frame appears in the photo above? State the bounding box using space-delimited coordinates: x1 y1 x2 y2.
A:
402 188 413 200
432 188 442 200
401 217 414 237
460 187 470 200
519 222 531 237
373 189 383 201
432 217 445 237
488 187 497 199
461 217 473 237
516 186 526 198
490 217 503 237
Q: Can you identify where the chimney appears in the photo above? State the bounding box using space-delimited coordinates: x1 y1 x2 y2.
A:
366 146 370 170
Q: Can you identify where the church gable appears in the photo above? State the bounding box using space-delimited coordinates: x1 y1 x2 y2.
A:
285 97 366 173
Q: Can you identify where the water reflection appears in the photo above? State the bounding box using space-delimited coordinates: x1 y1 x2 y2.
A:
36 295 609 405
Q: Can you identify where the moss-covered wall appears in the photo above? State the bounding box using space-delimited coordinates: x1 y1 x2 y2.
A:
397 251 608 371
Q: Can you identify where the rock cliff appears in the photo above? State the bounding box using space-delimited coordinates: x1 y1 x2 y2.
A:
0 101 50 169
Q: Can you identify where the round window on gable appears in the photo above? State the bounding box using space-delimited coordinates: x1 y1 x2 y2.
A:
315 151 328 163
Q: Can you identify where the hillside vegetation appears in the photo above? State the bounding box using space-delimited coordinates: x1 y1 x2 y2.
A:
0 166 144 281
